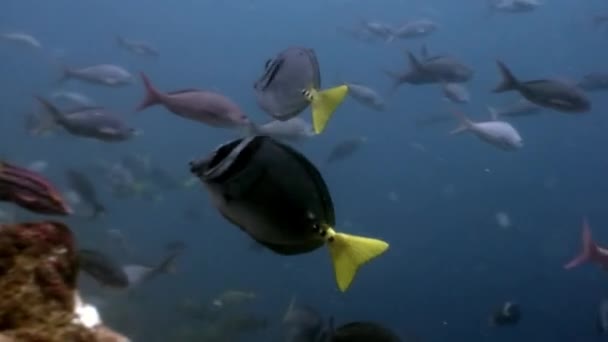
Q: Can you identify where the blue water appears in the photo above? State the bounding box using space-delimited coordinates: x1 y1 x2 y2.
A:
2 0 608 341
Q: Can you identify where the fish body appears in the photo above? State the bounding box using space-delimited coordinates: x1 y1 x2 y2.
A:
488 98 542 118
61 64 133 87
51 91 96 107
0 32 41 48
189 136 388 291
323 320 401 342
451 111 523 151
254 46 349 134
137 73 249 128
326 137 368 164
78 249 130 288
441 82 470 103
578 72 608 92
489 0 541 13
392 19 438 40
387 51 473 88
66 169 105 218
345 82 386 111
35 97 137 142
115 35 159 57
494 61 590 113
283 297 324 342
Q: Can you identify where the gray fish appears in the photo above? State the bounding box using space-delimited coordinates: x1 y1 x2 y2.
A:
358 20 394 42
391 19 439 40
66 169 105 219
489 0 541 13
494 61 591 113
487 98 542 118
0 32 41 48
254 46 349 134
121 251 179 287
326 137 368 164
322 319 402 342
345 82 386 111
35 96 138 142
51 90 96 107
283 297 324 342
578 72 608 92
441 82 470 104
60 64 133 87
137 72 249 128
189 136 388 292
247 118 315 142
386 51 473 88
597 299 608 334
451 110 523 151
78 249 130 288
115 35 159 57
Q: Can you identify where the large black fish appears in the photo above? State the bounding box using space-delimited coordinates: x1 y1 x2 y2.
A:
385 50 473 88
493 61 591 113
66 169 105 219
189 136 388 291
322 319 402 342
34 96 138 142
253 47 349 134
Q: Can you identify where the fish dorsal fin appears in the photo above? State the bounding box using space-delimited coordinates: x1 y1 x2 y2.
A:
282 296 297 323
166 88 202 95
406 51 423 71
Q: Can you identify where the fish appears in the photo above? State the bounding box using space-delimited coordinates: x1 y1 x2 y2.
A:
488 0 541 13
564 217 608 271
322 319 402 342
253 46 349 134
578 72 608 92
34 96 138 142
344 82 386 111
65 169 105 219
487 98 542 118
247 118 315 142
121 251 180 286
390 19 438 40
0 161 72 215
115 35 159 57
490 302 521 327
60 64 133 87
326 137 368 164
493 61 591 113
189 136 388 292
0 32 41 48
356 20 394 42
136 72 250 128
441 82 470 104
283 297 324 342
598 299 608 334
386 50 473 88
78 249 130 288
451 110 523 151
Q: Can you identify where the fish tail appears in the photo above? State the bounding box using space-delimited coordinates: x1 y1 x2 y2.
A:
136 72 162 111
33 95 65 125
564 217 597 270
306 85 349 134
382 69 403 94
325 227 389 292
450 110 473 135
494 60 520 93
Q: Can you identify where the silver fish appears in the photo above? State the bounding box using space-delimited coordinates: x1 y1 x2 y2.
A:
451 110 523 151
441 82 470 104
345 82 386 111
61 64 133 87
391 19 439 40
0 32 41 48
115 35 159 57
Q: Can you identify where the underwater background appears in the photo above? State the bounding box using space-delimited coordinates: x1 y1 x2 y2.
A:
1 0 608 341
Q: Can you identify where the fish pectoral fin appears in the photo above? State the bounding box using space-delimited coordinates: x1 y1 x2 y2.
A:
308 85 349 134
327 230 389 292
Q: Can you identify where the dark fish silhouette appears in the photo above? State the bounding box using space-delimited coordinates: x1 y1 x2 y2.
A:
66 169 105 219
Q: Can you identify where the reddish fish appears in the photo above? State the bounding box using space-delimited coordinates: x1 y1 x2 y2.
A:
564 218 608 270
0 161 72 215
136 72 249 128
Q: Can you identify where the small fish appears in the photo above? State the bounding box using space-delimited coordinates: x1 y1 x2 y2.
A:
391 19 439 40
190 136 388 292
490 302 521 327
35 96 138 142
60 64 133 87
254 46 349 134
450 110 523 151
0 161 72 215
358 20 394 42
136 72 249 128
247 118 315 142
386 49 473 89
578 72 608 92
489 0 541 13
65 169 105 219
322 319 402 342
344 82 386 111
0 32 41 48
494 60 591 113
441 82 470 104
326 137 368 164
115 35 159 57
51 91 96 107
564 217 608 270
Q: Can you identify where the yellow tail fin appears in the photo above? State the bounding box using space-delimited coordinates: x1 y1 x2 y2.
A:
308 85 349 134
326 227 389 292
